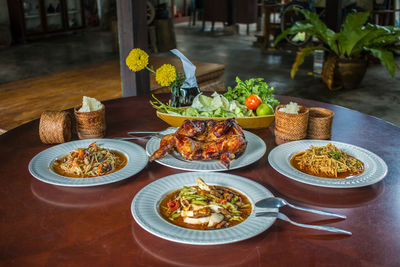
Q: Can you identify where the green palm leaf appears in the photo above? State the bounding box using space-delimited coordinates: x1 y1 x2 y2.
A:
274 22 314 46
365 48 396 77
369 32 400 47
337 12 371 57
273 8 399 80
298 8 336 46
274 9 338 55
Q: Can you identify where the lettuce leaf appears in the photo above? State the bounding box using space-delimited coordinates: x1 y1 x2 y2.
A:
160 92 256 118
183 107 199 117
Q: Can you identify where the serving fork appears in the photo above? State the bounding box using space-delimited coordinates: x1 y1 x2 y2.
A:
256 212 352 235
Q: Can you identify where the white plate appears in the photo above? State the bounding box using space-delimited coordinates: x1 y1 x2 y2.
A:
268 140 388 188
131 172 276 245
28 139 148 187
146 128 266 171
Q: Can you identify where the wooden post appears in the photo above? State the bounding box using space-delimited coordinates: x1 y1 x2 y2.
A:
227 0 237 26
325 0 342 32
116 0 150 97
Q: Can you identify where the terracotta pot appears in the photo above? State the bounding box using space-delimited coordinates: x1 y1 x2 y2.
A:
322 55 368 90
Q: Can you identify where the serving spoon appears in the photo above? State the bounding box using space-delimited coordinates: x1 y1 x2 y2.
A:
255 197 346 219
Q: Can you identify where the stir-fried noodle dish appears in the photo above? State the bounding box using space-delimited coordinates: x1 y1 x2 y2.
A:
159 178 252 230
291 143 364 178
53 142 127 178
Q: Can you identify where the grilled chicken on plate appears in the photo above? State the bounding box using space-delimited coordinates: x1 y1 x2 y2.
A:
149 119 247 168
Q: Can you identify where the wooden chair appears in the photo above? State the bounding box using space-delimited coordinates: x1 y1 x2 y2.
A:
202 0 229 31
236 0 258 35
201 0 259 34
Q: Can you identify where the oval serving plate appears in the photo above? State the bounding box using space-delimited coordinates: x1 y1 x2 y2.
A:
157 111 275 129
29 139 148 187
131 172 276 245
146 128 266 172
268 140 388 188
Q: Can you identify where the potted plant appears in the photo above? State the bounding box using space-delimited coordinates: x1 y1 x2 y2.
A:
274 9 400 90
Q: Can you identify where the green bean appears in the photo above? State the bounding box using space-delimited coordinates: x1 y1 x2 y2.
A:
183 194 206 200
226 202 237 211
179 188 196 198
209 201 223 207
181 186 197 194
206 194 218 199
191 200 208 206
231 196 238 204
230 216 243 221
168 211 181 220
210 202 227 209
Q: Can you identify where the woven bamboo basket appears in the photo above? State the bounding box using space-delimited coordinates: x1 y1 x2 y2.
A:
274 105 309 144
74 105 106 139
39 111 72 144
307 107 334 139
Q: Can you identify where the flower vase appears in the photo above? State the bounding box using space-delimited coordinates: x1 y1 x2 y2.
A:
171 87 200 107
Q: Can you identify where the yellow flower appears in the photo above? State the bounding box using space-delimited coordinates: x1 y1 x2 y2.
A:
125 48 149 72
155 64 177 87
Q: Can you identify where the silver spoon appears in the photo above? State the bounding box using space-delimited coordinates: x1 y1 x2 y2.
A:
255 212 352 235
255 197 346 219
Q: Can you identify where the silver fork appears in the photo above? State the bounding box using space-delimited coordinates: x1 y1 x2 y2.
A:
113 131 165 140
127 131 162 135
256 212 352 235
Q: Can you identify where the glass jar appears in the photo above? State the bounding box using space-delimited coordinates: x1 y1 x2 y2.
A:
171 87 200 107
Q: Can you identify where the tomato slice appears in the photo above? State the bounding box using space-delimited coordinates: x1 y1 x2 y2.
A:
167 200 180 212
245 94 262 110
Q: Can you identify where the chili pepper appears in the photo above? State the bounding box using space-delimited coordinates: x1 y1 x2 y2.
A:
78 149 84 159
89 142 97 147
217 199 227 204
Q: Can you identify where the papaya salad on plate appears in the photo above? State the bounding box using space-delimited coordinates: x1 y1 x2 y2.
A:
29 139 148 187
52 142 127 178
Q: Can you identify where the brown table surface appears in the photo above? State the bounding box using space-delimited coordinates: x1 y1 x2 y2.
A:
1 94 400 266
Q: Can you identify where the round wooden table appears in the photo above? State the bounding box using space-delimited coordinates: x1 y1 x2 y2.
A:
1 95 399 266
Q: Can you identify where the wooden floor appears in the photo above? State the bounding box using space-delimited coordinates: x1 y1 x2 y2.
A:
0 58 225 132
0 61 122 132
